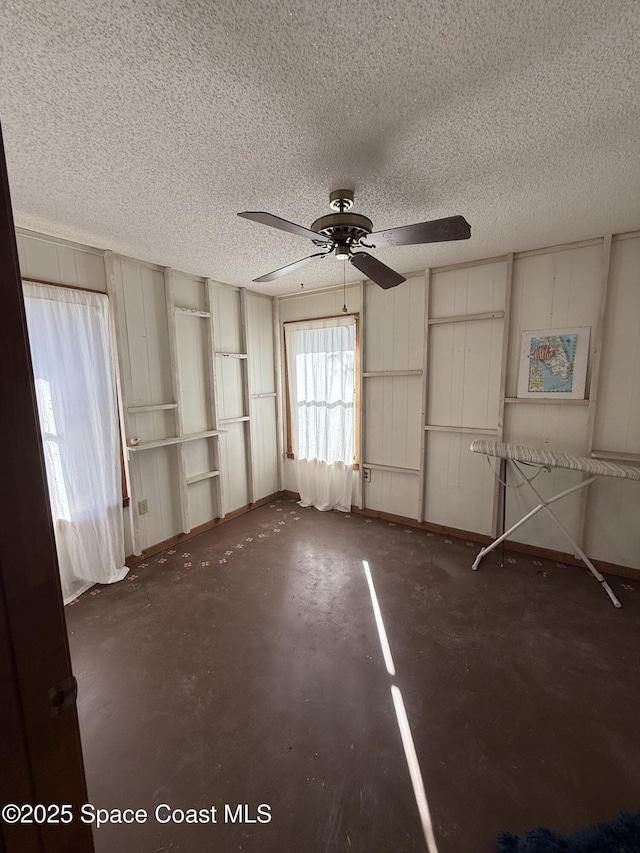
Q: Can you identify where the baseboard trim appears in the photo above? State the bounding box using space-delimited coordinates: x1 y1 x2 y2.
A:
126 492 280 564
281 490 639 581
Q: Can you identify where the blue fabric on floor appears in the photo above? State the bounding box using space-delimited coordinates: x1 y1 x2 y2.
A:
496 812 640 852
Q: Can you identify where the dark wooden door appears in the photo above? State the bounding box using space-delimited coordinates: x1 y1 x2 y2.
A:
0 125 95 852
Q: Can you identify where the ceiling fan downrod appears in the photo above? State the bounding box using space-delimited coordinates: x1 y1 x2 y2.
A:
328 189 354 213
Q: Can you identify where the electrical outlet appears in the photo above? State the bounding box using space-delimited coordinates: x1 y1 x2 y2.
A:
364 468 371 482
137 499 149 515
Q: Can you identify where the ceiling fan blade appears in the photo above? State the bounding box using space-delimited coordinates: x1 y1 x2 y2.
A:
366 215 471 247
253 252 327 283
349 252 406 290
238 211 331 244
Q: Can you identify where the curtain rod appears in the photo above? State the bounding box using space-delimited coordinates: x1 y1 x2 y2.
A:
21 276 106 296
282 312 359 325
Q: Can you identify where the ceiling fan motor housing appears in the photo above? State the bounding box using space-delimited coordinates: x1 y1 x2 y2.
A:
310 212 373 251
311 190 372 257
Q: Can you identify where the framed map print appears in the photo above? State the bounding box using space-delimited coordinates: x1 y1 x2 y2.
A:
517 327 590 399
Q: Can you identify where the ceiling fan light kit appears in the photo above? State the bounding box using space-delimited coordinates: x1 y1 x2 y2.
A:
238 190 471 290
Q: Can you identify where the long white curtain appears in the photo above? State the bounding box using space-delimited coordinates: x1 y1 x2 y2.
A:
285 317 355 512
23 283 129 604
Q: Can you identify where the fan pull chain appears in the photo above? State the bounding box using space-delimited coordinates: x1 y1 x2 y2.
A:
342 259 348 313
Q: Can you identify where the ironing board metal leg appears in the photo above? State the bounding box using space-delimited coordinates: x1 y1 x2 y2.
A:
514 467 622 608
472 470 599 571
472 503 545 570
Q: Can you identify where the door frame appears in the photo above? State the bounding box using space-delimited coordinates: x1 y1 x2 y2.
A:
0 124 95 852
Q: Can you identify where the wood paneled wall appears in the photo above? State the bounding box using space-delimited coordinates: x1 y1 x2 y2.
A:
246 292 278 503
593 237 640 455
17 230 107 291
362 275 425 518
17 230 278 557
501 245 603 553
16 225 640 571
585 236 640 567
424 261 508 535
277 233 640 572
114 258 181 550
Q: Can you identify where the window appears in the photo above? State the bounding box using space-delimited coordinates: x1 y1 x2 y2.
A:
23 281 129 603
284 315 360 468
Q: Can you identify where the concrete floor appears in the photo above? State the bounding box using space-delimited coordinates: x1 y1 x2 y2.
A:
65 497 640 853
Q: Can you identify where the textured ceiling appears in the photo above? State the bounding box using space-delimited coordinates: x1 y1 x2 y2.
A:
1 0 639 295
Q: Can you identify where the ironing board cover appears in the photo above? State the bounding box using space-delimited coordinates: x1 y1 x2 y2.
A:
470 439 640 481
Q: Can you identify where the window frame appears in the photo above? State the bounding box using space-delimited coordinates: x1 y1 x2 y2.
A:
283 313 360 469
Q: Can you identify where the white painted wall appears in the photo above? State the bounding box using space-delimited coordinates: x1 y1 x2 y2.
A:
501 246 602 554
362 275 425 518
277 234 640 571
17 230 106 291
209 281 249 513
593 237 640 456
17 225 640 571
115 269 278 550
245 292 279 502
424 260 507 534
17 230 278 556
586 235 640 567
112 258 182 550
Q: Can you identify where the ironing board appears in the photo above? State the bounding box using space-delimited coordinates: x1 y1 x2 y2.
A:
469 439 640 608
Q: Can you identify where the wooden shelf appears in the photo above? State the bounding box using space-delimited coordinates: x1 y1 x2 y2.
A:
591 449 640 464
425 424 498 435
128 429 226 452
174 307 210 317
363 370 423 378
504 397 589 405
428 310 504 325
362 462 420 476
128 403 177 413
186 470 221 485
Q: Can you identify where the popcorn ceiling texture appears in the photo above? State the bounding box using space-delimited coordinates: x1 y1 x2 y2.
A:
1 0 639 295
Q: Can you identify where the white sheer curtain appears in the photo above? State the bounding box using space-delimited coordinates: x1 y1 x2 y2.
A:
23 282 129 604
285 317 355 512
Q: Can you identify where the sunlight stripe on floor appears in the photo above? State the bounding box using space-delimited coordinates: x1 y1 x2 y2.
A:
362 559 439 853
391 685 440 853
362 560 396 676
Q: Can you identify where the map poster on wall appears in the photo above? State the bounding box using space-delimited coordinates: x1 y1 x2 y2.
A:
517 326 590 399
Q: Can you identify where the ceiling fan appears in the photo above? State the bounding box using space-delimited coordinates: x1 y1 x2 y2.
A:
238 189 471 289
